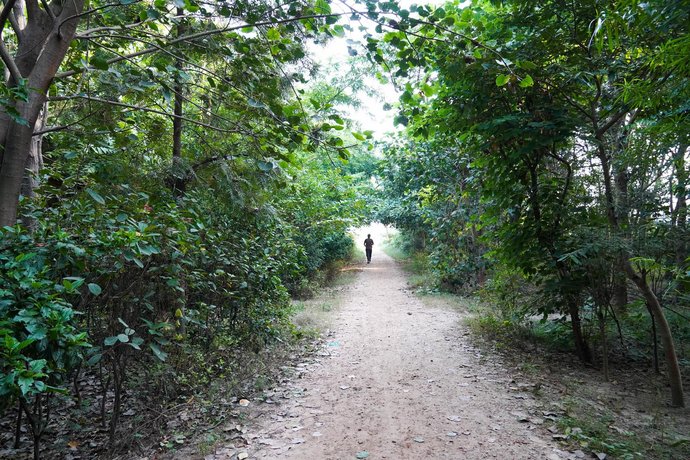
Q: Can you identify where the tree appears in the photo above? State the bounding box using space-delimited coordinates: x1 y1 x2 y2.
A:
372 0 688 406
0 0 354 227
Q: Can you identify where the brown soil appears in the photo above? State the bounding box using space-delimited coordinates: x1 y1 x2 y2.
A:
201 245 590 460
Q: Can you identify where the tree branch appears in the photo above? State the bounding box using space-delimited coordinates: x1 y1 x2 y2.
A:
0 0 17 31
48 94 246 134
32 109 103 135
6 6 21 38
56 12 354 79
0 33 22 82
0 0 22 83
39 0 54 19
595 109 629 138
58 1 143 37
24 0 38 17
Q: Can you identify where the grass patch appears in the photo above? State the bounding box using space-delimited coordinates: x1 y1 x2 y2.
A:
554 404 690 460
382 233 437 290
557 412 647 459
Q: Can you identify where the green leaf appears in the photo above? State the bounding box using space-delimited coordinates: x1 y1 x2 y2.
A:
87 353 102 366
149 343 168 362
89 55 109 71
266 28 281 41
104 336 119 346
129 337 144 350
29 359 46 373
519 74 534 87
88 283 102 296
257 160 274 172
247 98 267 109
117 333 129 343
85 188 105 205
495 74 510 86
18 376 33 395
315 0 331 15
518 60 537 70
4 106 29 126
14 338 36 352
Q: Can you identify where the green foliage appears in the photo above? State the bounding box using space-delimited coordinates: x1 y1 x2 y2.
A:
373 0 690 387
0 226 89 414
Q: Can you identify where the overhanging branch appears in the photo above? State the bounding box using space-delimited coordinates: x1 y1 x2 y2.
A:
56 12 355 79
48 94 246 134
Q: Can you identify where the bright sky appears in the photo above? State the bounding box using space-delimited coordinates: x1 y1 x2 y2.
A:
309 0 454 141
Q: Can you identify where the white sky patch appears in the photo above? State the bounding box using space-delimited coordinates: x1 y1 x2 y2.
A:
307 0 455 141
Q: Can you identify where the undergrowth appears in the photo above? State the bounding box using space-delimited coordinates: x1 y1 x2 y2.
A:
382 232 437 291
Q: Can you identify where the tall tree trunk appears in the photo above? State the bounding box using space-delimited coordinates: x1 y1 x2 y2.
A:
19 103 48 229
0 118 35 226
597 145 685 407
0 0 86 227
625 261 684 407
611 125 631 311
568 296 592 363
673 143 688 266
170 7 186 198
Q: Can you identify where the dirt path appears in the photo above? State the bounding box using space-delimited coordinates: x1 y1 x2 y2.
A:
211 244 580 460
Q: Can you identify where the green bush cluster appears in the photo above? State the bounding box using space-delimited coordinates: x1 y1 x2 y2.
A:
0 176 359 450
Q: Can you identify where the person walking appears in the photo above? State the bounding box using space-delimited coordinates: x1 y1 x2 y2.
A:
364 234 374 264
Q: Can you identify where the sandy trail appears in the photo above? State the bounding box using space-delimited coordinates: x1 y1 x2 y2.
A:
233 241 571 460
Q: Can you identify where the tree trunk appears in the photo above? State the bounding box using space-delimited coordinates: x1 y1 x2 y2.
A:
170 7 187 198
611 268 628 312
0 119 35 226
0 0 86 227
568 297 592 363
19 103 48 229
673 143 688 266
647 302 660 374
625 261 684 407
597 141 685 407
598 307 610 381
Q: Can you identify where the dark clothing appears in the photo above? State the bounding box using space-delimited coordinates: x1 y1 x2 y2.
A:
364 238 374 263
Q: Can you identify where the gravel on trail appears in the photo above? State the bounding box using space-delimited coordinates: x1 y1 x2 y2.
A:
225 234 576 460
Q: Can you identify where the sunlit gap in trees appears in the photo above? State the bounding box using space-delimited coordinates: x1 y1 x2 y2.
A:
307 0 460 141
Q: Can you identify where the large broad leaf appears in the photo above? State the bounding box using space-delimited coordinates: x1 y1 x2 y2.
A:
495 74 510 86
85 188 105 205
519 75 534 87
149 343 168 362
88 283 102 296
315 0 331 15
258 160 274 172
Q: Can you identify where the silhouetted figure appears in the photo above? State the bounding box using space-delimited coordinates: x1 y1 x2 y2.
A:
364 234 374 264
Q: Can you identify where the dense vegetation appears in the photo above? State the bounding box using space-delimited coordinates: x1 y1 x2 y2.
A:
374 0 689 408
1 0 688 457
0 1 376 458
